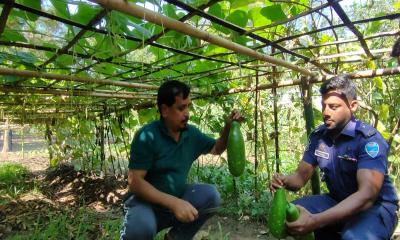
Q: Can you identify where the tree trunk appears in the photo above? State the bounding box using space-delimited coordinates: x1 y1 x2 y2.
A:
2 119 12 153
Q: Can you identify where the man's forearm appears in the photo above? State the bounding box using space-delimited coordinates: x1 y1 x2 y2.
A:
284 173 308 191
129 178 178 210
213 123 230 155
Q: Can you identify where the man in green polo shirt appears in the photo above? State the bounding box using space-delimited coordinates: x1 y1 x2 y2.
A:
120 80 243 240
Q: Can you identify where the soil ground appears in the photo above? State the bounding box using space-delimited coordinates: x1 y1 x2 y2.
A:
0 134 271 240
1 133 399 240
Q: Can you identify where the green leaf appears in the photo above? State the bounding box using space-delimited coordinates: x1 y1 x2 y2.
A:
71 3 101 25
366 60 376 69
231 32 249 46
50 0 70 19
55 54 75 67
229 0 263 9
226 10 248 28
16 51 38 66
162 4 179 20
372 77 383 90
249 7 271 28
208 4 225 19
376 120 387 131
93 63 116 75
395 0 400 10
319 34 334 44
260 5 287 22
1 28 27 42
138 108 158 124
131 22 154 39
208 4 230 34
372 91 383 100
365 20 382 35
313 107 323 123
149 46 165 60
379 104 389 121
20 0 41 21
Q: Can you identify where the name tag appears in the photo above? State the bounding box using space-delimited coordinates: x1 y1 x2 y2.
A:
315 150 329 159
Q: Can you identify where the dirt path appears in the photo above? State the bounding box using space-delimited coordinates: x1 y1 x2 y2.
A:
0 134 49 172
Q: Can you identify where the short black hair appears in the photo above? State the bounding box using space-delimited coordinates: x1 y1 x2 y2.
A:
157 80 190 112
391 38 400 57
319 75 357 100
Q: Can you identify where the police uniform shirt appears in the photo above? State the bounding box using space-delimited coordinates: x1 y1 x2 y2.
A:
303 117 398 205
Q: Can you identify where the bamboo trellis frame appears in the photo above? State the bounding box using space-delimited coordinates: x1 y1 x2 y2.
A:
0 0 398 119
90 0 314 77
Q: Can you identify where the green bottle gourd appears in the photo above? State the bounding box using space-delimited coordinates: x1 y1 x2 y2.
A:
286 203 315 240
268 188 287 239
227 120 246 177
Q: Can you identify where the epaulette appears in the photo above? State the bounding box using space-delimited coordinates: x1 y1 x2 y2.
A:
312 125 325 134
356 122 377 138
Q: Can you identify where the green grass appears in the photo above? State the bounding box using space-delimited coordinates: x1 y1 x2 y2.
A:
6 207 122 240
0 162 28 185
0 162 33 204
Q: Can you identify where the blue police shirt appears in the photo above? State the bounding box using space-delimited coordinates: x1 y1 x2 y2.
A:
303 117 398 205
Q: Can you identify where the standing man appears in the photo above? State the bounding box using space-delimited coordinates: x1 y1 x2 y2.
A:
270 75 398 239
121 80 243 240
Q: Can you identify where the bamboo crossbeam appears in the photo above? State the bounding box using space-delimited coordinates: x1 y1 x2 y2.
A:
0 102 106 107
91 0 314 77
40 10 108 69
201 66 400 97
288 31 399 51
0 67 158 90
166 0 308 61
272 13 400 45
315 48 391 61
320 67 400 81
0 0 14 36
0 86 155 100
12 2 240 74
78 0 218 78
328 0 373 58
166 0 331 74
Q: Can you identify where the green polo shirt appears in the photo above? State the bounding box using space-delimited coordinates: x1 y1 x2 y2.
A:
129 120 216 197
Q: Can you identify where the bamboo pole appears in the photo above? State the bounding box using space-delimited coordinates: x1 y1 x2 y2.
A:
271 48 280 174
0 67 158 90
0 86 155 99
254 66 260 198
91 0 314 77
260 110 270 182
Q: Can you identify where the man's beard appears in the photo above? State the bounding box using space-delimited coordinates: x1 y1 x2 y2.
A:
180 122 188 131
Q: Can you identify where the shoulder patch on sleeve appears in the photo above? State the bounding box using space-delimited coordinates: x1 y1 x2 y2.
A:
365 142 379 158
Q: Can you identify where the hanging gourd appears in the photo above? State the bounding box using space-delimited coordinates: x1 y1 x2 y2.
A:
227 120 246 177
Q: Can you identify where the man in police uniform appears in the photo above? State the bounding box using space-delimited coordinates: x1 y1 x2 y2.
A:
270 75 398 239
121 80 243 240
